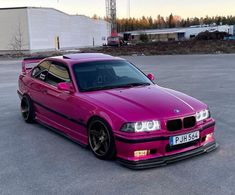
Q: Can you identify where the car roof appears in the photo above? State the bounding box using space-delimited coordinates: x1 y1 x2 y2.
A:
63 53 115 60
47 53 123 66
39 53 124 66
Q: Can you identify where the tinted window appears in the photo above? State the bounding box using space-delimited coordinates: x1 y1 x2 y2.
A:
73 60 152 92
32 61 51 81
46 62 71 86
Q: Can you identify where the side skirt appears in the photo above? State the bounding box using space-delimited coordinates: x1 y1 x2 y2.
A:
36 118 88 149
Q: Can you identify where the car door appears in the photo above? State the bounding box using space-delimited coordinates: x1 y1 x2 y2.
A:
42 61 86 141
29 60 52 117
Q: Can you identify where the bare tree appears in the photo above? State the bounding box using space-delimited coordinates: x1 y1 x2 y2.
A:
10 22 25 54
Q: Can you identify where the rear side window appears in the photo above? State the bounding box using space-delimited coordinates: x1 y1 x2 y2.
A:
46 62 71 86
32 61 51 81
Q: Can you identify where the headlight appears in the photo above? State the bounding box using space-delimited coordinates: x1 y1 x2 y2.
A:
196 109 210 122
121 120 161 132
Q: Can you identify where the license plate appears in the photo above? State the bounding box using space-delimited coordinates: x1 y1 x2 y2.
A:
170 131 200 146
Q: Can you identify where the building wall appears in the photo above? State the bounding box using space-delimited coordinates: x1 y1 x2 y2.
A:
0 7 110 52
132 33 178 42
0 8 30 51
27 8 110 51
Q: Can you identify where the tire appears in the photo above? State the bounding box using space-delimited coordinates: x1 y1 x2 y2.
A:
21 95 35 123
88 118 116 160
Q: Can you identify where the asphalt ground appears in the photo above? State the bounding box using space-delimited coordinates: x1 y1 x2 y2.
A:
0 54 234 195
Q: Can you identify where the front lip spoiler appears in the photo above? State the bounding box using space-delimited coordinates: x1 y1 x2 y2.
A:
118 141 218 170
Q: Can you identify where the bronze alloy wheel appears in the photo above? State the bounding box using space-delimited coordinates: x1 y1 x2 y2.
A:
21 95 35 123
21 97 30 120
88 119 116 160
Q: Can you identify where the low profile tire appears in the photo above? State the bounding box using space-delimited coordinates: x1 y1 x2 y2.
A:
88 118 116 160
21 95 35 123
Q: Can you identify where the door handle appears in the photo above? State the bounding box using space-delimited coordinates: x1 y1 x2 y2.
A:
41 89 48 94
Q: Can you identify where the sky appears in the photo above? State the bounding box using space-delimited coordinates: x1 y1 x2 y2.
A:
0 0 234 19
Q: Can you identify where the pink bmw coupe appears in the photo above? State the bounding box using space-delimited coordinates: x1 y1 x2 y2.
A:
18 53 217 169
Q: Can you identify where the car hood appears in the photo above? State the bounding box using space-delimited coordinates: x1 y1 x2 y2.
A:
83 85 207 121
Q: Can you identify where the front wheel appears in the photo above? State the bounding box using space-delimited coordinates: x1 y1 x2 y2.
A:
88 118 116 160
21 95 35 123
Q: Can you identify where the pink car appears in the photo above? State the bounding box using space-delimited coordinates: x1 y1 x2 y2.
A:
18 53 217 169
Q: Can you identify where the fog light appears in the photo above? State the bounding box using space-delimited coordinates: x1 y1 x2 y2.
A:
134 150 149 157
206 133 214 142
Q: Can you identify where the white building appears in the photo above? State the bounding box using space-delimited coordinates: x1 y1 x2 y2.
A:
122 25 234 42
0 7 111 52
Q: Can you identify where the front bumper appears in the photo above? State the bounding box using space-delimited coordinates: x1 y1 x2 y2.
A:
115 120 217 169
118 141 218 169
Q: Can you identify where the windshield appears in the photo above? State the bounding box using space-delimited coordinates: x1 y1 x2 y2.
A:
73 60 153 92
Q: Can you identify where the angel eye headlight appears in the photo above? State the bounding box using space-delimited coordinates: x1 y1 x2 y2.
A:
196 109 210 122
121 120 161 132
135 122 144 132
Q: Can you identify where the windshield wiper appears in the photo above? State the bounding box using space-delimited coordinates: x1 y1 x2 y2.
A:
85 85 123 92
84 82 151 92
120 82 151 87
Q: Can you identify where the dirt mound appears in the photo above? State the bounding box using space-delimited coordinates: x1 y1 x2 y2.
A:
80 40 235 56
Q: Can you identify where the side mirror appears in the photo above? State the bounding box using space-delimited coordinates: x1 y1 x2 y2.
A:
147 73 155 81
57 82 75 93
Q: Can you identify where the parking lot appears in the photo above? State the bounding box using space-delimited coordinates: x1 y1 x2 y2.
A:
0 54 234 195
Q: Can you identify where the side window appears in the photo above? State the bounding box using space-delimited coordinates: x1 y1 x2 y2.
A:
32 61 51 81
46 62 71 86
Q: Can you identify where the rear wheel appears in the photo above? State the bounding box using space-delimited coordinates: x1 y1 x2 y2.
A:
88 118 116 160
21 95 35 123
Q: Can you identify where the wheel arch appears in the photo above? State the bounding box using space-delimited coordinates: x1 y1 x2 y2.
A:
22 92 31 99
87 115 113 131
86 110 124 134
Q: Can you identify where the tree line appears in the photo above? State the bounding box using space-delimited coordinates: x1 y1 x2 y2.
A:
114 14 235 32
92 14 235 32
